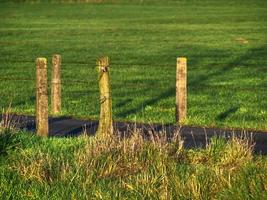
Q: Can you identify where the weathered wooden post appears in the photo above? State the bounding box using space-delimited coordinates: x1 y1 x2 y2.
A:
176 57 187 124
51 54 61 115
36 58 49 136
96 56 113 137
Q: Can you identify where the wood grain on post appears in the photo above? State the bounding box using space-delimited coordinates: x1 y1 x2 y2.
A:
36 58 49 137
176 57 187 124
96 56 113 137
51 54 61 115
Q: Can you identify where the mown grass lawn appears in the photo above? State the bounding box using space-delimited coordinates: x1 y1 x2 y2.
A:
0 0 266 130
0 129 267 199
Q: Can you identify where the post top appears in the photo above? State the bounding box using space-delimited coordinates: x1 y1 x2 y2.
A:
52 54 61 65
97 56 109 66
53 54 61 59
36 58 47 63
177 57 187 62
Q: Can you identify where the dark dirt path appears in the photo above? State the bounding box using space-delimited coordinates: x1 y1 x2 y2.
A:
2 114 267 155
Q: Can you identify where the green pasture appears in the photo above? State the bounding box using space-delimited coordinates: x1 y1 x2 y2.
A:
0 0 266 130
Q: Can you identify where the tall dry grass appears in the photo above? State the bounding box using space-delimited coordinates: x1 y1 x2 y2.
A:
1 127 265 199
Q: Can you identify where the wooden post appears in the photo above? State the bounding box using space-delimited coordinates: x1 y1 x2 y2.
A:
36 58 49 136
176 57 187 124
51 54 61 115
96 56 113 137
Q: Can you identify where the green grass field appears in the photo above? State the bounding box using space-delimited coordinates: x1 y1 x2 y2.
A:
0 0 266 130
1 129 267 199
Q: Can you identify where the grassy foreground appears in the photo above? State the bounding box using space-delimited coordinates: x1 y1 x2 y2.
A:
0 128 267 199
0 0 266 130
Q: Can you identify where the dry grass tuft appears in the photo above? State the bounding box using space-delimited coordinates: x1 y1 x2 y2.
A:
4 128 265 199
0 103 17 132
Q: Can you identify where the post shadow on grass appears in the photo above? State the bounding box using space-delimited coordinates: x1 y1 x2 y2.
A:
114 45 267 122
116 87 175 118
115 47 230 120
188 45 267 87
216 106 239 121
188 46 267 122
11 96 35 107
114 98 133 108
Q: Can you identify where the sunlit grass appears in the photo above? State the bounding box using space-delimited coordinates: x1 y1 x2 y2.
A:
0 0 266 130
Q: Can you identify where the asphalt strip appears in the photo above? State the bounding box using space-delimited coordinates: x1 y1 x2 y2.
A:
1 114 267 155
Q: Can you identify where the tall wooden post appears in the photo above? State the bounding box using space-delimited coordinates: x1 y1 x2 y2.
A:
176 57 187 124
96 57 113 137
51 54 61 115
36 58 49 136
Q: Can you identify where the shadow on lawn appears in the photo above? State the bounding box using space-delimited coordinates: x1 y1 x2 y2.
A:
189 45 267 87
115 45 267 123
216 106 239 121
10 96 35 107
116 87 175 118
115 98 133 108
8 45 266 126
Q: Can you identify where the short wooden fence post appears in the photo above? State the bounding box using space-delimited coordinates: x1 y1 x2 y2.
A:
36 58 49 136
176 57 187 124
51 54 61 115
96 56 113 137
